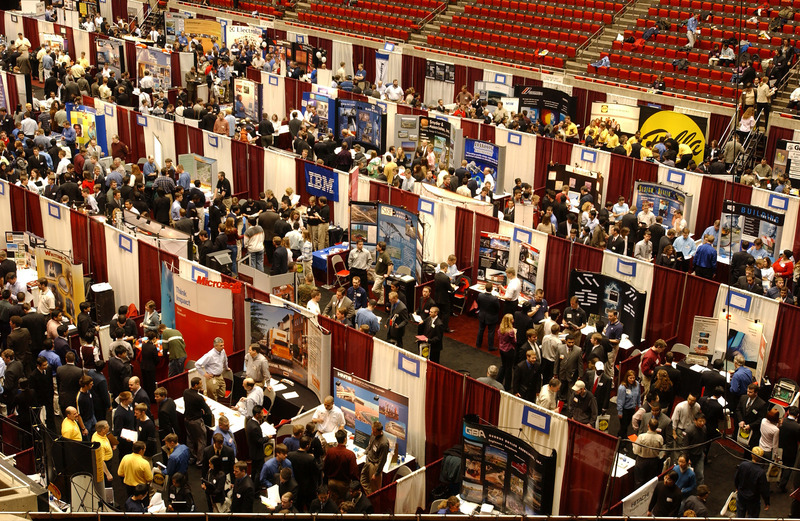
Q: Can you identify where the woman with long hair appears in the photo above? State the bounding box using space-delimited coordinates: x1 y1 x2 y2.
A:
497 313 517 391
759 408 780 461
617 370 641 438
653 369 675 415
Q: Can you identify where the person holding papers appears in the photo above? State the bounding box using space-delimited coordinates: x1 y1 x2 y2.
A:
237 378 264 419
673 227 697 272
418 306 444 362
312 396 346 434
445 254 461 283
501 267 521 317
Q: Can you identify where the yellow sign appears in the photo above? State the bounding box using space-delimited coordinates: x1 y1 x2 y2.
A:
639 110 706 166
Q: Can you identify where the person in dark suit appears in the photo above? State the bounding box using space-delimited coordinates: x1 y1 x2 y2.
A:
88 365 111 425
7 315 32 373
476 282 501 350
419 306 444 363
512 348 542 402
699 359 727 396
231 461 256 513
385 291 409 346
648 218 666 252
134 403 158 458
202 433 236 479
433 264 454 331
29 355 56 430
288 436 320 511
734 273 764 295
155 387 178 442
277 467 299 502
698 386 725 450
349 481 374 514
113 391 136 457
607 226 625 254
780 406 800 492
108 345 132 401
556 214 578 239
0 349 23 413
513 302 535 352
584 360 612 412
735 383 768 448
246 406 266 482
416 286 435 327
654 352 681 392
309 485 338 513
56 351 84 415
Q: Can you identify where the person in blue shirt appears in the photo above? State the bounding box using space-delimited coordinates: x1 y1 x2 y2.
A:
531 290 549 323
617 369 641 439
259 443 293 488
437 496 461 514
38 338 61 376
672 454 697 496
339 75 354 91
177 165 191 190
729 354 754 403
164 433 190 478
234 95 246 119
346 277 369 310
748 238 770 260
702 220 720 246
672 227 697 271
177 31 189 47
694 234 717 279
354 63 367 88
142 156 158 185
125 484 149 512
355 299 381 336
61 122 77 157
686 14 699 49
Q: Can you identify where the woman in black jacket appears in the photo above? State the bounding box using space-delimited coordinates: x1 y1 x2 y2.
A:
168 472 195 512
202 456 228 512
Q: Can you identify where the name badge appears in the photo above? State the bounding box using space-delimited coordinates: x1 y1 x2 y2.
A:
626 389 631 395
170 494 175 499
222 457 229 461
666 497 673 503
753 409 758 414
573 397 578 402
236 494 241 498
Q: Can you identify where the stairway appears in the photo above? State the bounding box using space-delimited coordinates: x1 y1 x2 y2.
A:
141 6 166 35
409 0 469 47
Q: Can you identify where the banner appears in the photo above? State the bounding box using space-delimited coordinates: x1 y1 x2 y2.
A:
302 91 333 136
722 309 764 367
184 19 223 53
622 477 658 517
160 261 175 328
333 368 410 457
246 298 328 398
478 232 510 284
96 37 124 78
464 139 500 187
336 99 385 151
304 162 339 202
234 78 259 120
633 182 692 228
378 204 421 279
461 420 557 514
350 202 378 252
375 51 390 86
475 81 514 106
425 60 455 82
719 201 785 262
136 47 172 90
67 104 108 155
36 248 85 324
690 316 718 356
173 273 233 360
514 85 574 126
225 24 263 47
419 116 453 167
568 270 648 342
164 12 191 42
638 107 707 166
590 102 641 134
518 242 540 299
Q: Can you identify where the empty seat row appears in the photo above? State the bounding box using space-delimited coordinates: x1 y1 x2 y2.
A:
454 12 599 34
429 34 567 67
310 4 417 27
589 64 740 97
298 12 410 39
464 4 610 24
659 0 800 11
207 0 234 9
477 0 623 13
239 1 281 16
440 24 583 52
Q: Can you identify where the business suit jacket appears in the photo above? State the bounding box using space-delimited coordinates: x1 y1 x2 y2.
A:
734 277 765 295
323 295 355 319
113 404 135 453
556 220 574 239
735 395 768 447
287 450 320 503
586 372 612 411
556 345 583 384
56 363 84 412
231 475 256 513
512 359 542 401
245 417 265 462
699 370 727 396
29 367 54 405
108 357 132 398
7 327 31 364
476 291 501 325
202 444 235 478
780 417 800 471
698 395 725 438
607 234 625 254
388 300 409 330
158 397 178 438
419 315 444 353
654 363 682 390
21 312 48 354
416 295 434 322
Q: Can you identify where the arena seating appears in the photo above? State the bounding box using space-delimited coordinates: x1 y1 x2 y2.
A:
430 0 626 68
202 0 285 17
586 0 799 98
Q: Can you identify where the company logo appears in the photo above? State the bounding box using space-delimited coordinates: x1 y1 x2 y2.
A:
601 104 609 113
640 111 706 166
196 276 242 294
307 170 336 194
465 426 486 438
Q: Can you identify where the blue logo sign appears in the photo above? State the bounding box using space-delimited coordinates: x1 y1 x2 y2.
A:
304 163 339 201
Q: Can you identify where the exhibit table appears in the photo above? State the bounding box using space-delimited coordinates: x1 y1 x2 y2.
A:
231 373 320 423
465 283 531 313
312 242 350 286
322 430 416 475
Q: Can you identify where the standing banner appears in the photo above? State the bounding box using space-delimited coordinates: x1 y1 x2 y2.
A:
375 51 390 86
336 99 385 152
173 274 234 360
96 37 124 78
302 91 333 136
349 202 378 252
514 85 574 126
419 116 453 167
568 270 648 342
719 201 784 262
36 248 85 323
304 162 339 202
690 316 719 357
234 78 259 119
638 107 707 166
245 298 328 399
160 261 175 328
461 420 557 514
464 138 500 187
518 242 540 299
722 310 764 367
622 477 658 516
377 204 421 279
333 368 410 456
590 102 641 134
67 104 108 155
633 182 693 227
478 232 511 284
136 47 172 90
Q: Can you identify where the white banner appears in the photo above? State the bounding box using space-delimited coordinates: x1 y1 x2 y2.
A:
622 477 658 516
375 51 390 86
225 24 263 48
591 102 641 134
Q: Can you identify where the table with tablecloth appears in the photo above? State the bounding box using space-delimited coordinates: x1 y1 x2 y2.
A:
312 242 350 286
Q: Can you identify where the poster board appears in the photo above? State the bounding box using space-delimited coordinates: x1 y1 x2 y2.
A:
169 272 234 360
633 182 692 228
225 24 264 47
184 18 223 53
461 420 557 515
336 99 385 153
302 91 334 137
164 12 191 42
475 81 515 107
546 164 601 209
35 247 85 323
478 232 511 285
6 231 40 269
349 202 378 253
590 102 641 135
178 153 218 193
67 104 108 155
377 203 421 279
568 270 648 342
638 107 707 166
719 201 784 263
464 139 500 188
622 477 658 516
333 368 410 457
721 308 764 368
419 116 453 168
393 114 420 158
234 78 259 120
514 85 575 126
246 298 328 399
96 37 124 78
517 242 540 299
690 316 719 356
136 47 172 90
290 42 314 75
425 59 455 83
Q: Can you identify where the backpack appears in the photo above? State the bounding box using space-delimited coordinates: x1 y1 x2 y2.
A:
658 20 671 31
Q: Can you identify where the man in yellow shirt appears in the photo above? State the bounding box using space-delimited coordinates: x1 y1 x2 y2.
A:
118 441 153 496
596 123 608 148
60 406 84 441
563 116 579 143
605 128 620 151
640 141 655 161
677 142 694 169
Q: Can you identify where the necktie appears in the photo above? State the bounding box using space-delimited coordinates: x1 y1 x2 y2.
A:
747 398 753 409
593 377 599 393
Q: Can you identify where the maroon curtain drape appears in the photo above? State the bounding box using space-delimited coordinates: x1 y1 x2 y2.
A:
247 144 264 199
130 111 146 161
675 275 719 345
174 122 188 156
284 77 297 116
464 379 500 426
455 207 474 272
137 241 162 311
61 27 76 64
294 158 309 204
454 65 467 100
369 182 390 205
367 482 397 514
231 140 249 198
89 217 108 282
767 303 800 382
117 107 134 162
534 136 553 190
308 36 333 67
708 113 730 144
396 105 413 115
425 364 465 463
222 274 246 350
794 202 800 257
552 139 573 164
88 33 100 68
323 316 373 380
725 182 752 205
466 67 483 94
694 176 727 235
187 126 204 156
9 184 25 231
572 87 606 128
646 265 686 344
560 420 619 515
631 156 659 185
125 41 137 82
170 52 182 91
461 119 479 140
352 45 376 84
111 0 127 22
606 154 635 204
25 190 43 238
479 123 495 144
765 126 794 165
5 73 19 111
473 213 499 281
388 186 419 213
542 236 604 308
70 209 90 271
22 17 40 51
401 55 426 101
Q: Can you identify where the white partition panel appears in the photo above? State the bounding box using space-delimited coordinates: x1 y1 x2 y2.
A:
260 72 285 120
104 225 140 310
601 251 654 342
750 187 799 258
0 180 12 233
495 128 536 194
39 198 73 253
143 115 177 168
656 165 705 232
264 147 297 197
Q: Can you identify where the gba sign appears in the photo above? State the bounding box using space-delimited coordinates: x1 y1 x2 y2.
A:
304 163 339 201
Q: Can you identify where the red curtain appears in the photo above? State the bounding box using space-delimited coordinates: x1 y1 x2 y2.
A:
388 186 419 213
572 87 606 128
694 176 727 235
352 45 376 84
708 113 730 144
367 482 397 514
606 154 635 204
247 144 264 199
534 136 553 190
111 0 127 21
137 241 162 311
765 126 794 165
22 17 40 51
174 122 188 156
170 52 182 92
425 364 465 463
461 119 479 139
466 67 483 94
232 140 249 198
369 182 390 205
70 209 90 270
542 236 604 308
125 42 137 87
88 33 100 68
8 184 26 231
130 111 146 162
794 201 800 257
117 107 135 163
560 420 619 515
675 275 719 345
632 157 658 185
472 213 499 281
552 138 573 165
222 274 246 350
401 55 426 100
455 207 474 272
464 379 501 426
284 77 297 116
5 73 18 111
479 123 495 144
294 158 310 204
187 126 204 156
646 265 686 344
454 65 467 99
767 303 800 382
89 217 108 282
25 190 43 238
308 36 333 67
725 182 752 205
323 316 373 380
61 27 76 64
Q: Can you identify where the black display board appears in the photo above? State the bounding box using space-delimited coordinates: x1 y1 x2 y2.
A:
513 85 575 125
568 270 647 342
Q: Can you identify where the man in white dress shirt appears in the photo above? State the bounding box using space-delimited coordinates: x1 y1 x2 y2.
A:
501 267 521 316
237 378 264 419
384 79 404 102
312 396 345 434
195 338 229 402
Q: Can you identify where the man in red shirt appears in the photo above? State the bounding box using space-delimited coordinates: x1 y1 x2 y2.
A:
323 429 358 503
641 339 667 395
